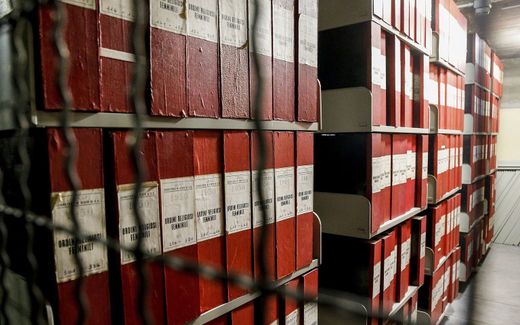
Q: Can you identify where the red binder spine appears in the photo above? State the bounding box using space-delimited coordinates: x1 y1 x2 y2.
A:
369 239 382 325
98 0 134 112
370 134 392 232
302 269 318 325
284 279 300 323
149 1 187 116
296 132 314 269
273 131 296 278
220 0 249 118
397 220 412 301
223 131 253 302
381 230 397 315
369 24 386 126
273 0 295 121
47 128 110 324
388 35 402 127
415 135 428 209
110 131 165 325
405 135 417 213
193 131 226 312
249 0 273 120
296 0 318 122
411 215 426 287
38 1 99 111
392 0 401 30
156 131 199 325
391 134 407 218
187 0 220 117
401 44 413 127
419 54 430 128
402 0 410 36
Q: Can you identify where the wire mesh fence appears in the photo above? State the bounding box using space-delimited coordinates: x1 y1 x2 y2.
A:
0 0 479 324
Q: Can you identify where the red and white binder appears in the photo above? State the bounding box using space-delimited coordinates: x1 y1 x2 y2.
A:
156 131 199 325
107 130 164 324
296 132 314 269
428 203 446 271
401 44 413 127
273 131 296 278
405 135 417 213
149 0 186 116
372 134 392 230
397 220 412 301
391 134 408 218
249 0 273 120
381 230 397 316
284 279 300 324
388 35 402 127
38 1 99 111
46 128 110 324
186 0 220 117
193 131 226 311
220 0 250 118
223 131 253 303
273 0 296 121
297 0 319 122
98 0 134 112
301 269 318 325
410 215 426 287
416 135 429 210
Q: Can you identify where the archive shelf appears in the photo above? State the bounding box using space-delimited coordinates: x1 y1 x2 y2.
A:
429 32 465 77
321 88 429 134
429 105 463 135
314 192 425 239
427 175 461 205
17 110 321 132
462 114 495 135
318 1 430 56
460 213 486 234
425 247 457 276
462 165 490 185
465 63 491 92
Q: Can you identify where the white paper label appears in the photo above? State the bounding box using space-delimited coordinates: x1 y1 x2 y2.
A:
118 183 162 264
248 0 271 56
373 261 381 298
383 253 393 290
220 0 247 47
299 14 318 67
422 152 428 180
160 177 196 252
286 309 299 325
61 0 96 9
429 79 438 105
275 167 295 222
420 232 426 258
444 267 451 292
52 189 108 283
371 46 381 88
225 171 252 234
438 148 449 174
401 238 411 271
195 174 224 241
452 261 457 284
297 165 314 215
273 3 294 62
432 278 443 308
303 302 318 325
187 0 218 42
393 153 408 186
406 150 416 180
435 215 446 248
150 0 186 34
100 0 134 21
252 169 275 227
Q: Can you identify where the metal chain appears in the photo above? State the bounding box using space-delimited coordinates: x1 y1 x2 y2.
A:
129 0 152 324
50 0 88 324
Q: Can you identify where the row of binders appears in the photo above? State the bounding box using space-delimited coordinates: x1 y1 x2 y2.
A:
467 32 504 96
463 134 497 182
1 128 316 325
429 65 465 132
429 134 462 202
465 85 500 134
36 0 319 122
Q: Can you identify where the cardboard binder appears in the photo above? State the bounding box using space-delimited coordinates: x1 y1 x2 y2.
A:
249 0 273 120
251 131 276 280
105 130 165 325
38 2 99 111
98 0 134 112
149 0 187 116
397 220 412 301
220 0 250 119
43 128 110 324
427 203 446 271
223 131 253 301
155 131 199 325
273 0 296 121
388 35 402 127
410 216 426 287
273 131 296 278
391 134 408 218
186 0 219 117
416 135 429 209
401 44 413 127
296 0 319 122
301 269 318 325
296 132 314 269
283 279 300 324
193 131 227 311
405 135 417 213
381 230 397 316
231 303 254 324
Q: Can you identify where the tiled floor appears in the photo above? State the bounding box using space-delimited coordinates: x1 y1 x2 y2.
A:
442 243 520 325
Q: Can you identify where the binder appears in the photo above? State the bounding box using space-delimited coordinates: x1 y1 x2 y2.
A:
416 135 429 210
410 215 426 287
99 0 134 112
405 135 417 213
220 0 250 118
249 0 273 120
186 0 219 117
391 134 408 218
193 131 227 311
296 132 314 269
149 0 187 116
427 204 446 271
105 130 165 324
401 44 413 127
223 131 253 301
273 0 296 121
416 54 430 129
397 220 412 301
42 128 110 324
156 131 199 325
392 0 401 31
273 131 296 278
301 269 318 325
388 35 402 127
38 1 99 111
381 230 397 316
231 303 254 324
296 0 319 122
283 279 300 324
251 131 276 280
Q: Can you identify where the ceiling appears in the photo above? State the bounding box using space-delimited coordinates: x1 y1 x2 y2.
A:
455 0 520 59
